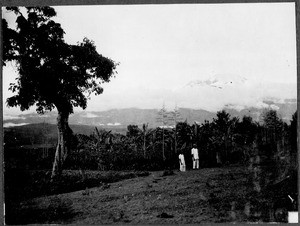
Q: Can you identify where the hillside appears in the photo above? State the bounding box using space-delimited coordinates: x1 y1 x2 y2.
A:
4 123 127 147
5 166 297 224
3 100 297 129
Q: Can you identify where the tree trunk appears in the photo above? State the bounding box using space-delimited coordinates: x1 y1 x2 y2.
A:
143 134 146 158
174 127 177 154
142 123 147 158
162 127 166 161
51 111 72 180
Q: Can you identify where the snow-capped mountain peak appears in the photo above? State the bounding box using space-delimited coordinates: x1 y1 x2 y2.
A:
186 74 247 89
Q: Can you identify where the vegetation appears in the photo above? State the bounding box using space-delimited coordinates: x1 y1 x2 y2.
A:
61 109 297 175
4 169 149 224
3 6 118 179
5 167 297 224
4 108 297 224
5 109 297 174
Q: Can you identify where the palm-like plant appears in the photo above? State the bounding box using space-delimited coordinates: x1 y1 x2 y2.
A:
156 105 170 161
140 124 156 159
176 121 193 153
168 107 183 154
212 110 239 163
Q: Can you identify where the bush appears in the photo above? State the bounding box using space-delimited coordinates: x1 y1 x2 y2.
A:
5 197 76 224
161 170 174 177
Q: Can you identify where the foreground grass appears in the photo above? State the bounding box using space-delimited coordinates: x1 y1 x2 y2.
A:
5 169 149 224
5 169 149 201
5 166 296 224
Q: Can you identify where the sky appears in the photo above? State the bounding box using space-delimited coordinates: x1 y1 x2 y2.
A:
2 3 297 116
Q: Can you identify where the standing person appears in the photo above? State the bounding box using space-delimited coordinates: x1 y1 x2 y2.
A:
178 152 186 172
191 144 199 169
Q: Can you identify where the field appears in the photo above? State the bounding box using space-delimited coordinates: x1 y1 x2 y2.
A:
5 166 296 224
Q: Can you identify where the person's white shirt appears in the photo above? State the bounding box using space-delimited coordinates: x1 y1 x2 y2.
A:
179 154 185 164
191 148 199 159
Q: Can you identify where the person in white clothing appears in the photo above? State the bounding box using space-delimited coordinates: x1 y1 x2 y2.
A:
178 152 186 172
191 144 199 169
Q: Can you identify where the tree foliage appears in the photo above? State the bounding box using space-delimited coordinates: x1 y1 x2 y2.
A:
60 108 295 172
5 109 296 178
3 7 118 115
290 111 297 153
3 7 118 178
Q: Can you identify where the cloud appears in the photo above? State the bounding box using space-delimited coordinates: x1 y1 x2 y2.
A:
170 74 296 112
270 104 280 111
2 5 296 115
3 114 25 120
3 122 29 128
28 114 50 118
84 112 99 118
82 74 296 113
107 122 121 126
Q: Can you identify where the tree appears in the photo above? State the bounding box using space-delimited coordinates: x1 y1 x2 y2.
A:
176 121 192 152
168 106 183 154
261 109 283 143
199 120 216 166
232 116 258 162
236 116 257 145
212 110 238 163
3 7 118 179
126 125 141 138
126 124 141 154
290 111 297 153
141 123 152 158
156 104 170 161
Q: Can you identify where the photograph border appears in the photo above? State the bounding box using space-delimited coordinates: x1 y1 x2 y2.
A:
0 0 299 224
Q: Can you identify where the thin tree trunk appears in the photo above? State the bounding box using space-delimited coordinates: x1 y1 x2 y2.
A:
51 111 72 180
142 123 147 158
174 126 177 154
162 127 165 161
143 134 146 158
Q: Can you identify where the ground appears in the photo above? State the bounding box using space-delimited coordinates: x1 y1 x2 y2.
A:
5 166 294 224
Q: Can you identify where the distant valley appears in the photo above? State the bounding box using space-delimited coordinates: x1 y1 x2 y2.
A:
3 99 297 129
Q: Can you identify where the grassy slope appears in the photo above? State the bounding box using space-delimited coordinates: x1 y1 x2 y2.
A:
6 166 282 224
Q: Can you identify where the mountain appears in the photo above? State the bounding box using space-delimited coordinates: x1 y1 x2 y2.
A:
177 75 296 115
186 74 248 89
3 99 296 129
3 108 215 129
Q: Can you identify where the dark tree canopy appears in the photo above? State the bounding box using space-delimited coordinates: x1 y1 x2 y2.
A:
126 125 141 138
262 109 283 131
290 111 297 152
3 7 118 115
213 110 232 132
3 6 118 178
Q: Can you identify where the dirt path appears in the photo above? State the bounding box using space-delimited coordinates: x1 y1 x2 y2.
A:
10 166 270 224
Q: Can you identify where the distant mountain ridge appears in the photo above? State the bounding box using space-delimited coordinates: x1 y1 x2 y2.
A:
3 99 296 128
